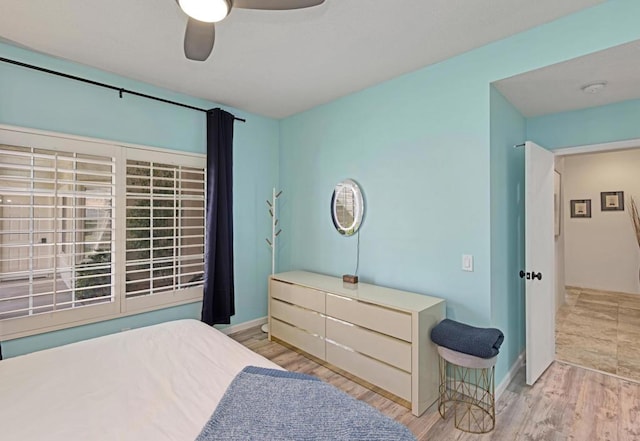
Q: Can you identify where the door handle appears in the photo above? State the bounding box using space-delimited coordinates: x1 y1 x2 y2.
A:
519 270 531 279
519 270 542 280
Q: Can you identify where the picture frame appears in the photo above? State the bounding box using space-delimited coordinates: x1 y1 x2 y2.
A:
601 191 624 211
570 199 591 218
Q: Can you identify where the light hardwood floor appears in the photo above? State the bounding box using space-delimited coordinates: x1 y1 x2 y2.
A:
230 326 640 441
557 287 640 383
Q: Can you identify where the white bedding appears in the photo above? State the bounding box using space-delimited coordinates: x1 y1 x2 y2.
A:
0 319 282 440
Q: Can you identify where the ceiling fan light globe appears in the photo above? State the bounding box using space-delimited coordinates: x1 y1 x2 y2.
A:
178 0 231 23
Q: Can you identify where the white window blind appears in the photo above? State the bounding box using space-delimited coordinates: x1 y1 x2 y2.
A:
125 160 205 299
0 144 115 320
0 126 206 339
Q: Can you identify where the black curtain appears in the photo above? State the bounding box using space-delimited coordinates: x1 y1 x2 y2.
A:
202 108 235 325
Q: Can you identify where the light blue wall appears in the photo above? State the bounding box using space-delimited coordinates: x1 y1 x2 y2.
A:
489 86 526 382
527 98 640 149
0 43 279 357
279 0 640 385
279 67 492 325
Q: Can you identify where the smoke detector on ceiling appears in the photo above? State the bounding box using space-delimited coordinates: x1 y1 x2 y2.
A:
581 82 608 94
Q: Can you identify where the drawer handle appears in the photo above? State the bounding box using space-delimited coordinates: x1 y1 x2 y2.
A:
328 294 410 316
327 293 354 302
326 316 355 327
271 279 294 286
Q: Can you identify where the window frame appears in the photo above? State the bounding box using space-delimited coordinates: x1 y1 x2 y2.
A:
0 125 205 341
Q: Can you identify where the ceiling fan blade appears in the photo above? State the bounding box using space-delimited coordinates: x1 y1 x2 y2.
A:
233 0 325 10
184 17 215 61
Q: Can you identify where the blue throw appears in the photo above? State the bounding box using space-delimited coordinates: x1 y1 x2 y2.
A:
196 366 416 441
430 319 504 359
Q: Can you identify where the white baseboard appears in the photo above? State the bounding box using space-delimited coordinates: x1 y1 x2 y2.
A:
496 351 525 400
218 316 267 335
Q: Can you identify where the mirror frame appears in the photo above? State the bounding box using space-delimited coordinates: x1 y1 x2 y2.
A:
331 179 364 236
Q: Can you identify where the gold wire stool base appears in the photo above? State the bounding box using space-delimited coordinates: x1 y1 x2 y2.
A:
437 347 496 434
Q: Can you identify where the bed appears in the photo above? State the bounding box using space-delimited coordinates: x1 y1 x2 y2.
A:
0 319 415 440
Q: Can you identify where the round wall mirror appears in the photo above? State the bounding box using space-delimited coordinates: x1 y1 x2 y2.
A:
331 179 364 236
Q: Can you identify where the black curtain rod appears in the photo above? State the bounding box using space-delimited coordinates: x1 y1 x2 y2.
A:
0 56 246 122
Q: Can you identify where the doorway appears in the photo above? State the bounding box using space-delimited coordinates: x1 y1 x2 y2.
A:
554 139 640 383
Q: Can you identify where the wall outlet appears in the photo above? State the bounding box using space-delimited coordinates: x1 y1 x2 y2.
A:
462 254 473 272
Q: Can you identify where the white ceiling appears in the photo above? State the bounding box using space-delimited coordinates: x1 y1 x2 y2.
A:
494 39 640 118
0 0 604 119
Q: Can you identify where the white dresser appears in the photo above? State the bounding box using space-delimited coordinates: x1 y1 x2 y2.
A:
268 270 445 416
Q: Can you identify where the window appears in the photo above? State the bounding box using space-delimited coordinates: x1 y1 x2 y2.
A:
0 127 205 339
125 160 205 299
0 145 115 320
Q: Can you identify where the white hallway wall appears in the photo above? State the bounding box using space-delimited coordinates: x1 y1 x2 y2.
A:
564 148 640 294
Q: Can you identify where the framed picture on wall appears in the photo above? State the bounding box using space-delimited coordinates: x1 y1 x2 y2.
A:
601 191 624 211
570 199 591 218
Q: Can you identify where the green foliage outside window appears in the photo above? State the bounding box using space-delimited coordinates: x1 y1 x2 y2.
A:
75 249 111 300
125 165 177 294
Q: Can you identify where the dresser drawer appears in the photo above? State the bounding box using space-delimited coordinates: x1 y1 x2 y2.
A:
270 280 325 313
326 317 411 372
326 340 411 401
271 298 325 336
271 318 325 359
326 294 412 342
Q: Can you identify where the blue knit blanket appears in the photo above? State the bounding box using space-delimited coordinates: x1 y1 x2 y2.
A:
195 366 415 441
430 319 504 358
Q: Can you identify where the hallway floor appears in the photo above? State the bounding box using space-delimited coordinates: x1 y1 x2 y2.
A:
556 286 640 383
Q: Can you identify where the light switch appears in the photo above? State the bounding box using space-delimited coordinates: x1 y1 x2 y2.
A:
462 254 473 272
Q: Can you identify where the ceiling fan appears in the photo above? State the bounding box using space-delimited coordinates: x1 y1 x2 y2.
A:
176 0 326 61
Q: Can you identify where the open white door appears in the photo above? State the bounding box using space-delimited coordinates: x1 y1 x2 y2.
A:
524 141 555 385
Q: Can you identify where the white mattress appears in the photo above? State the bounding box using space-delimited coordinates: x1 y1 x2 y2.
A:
0 319 282 440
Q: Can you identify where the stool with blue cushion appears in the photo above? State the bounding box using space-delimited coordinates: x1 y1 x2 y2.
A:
430 319 504 434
